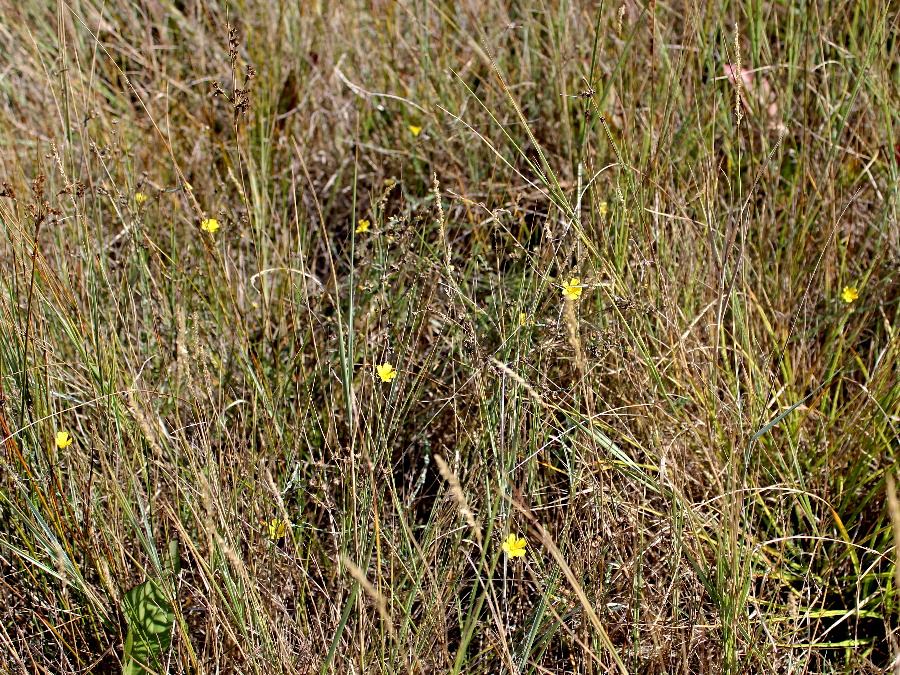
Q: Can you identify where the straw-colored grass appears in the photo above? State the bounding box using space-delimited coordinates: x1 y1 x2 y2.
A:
0 1 897 672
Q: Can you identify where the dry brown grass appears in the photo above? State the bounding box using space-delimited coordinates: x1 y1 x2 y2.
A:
0 1 898 673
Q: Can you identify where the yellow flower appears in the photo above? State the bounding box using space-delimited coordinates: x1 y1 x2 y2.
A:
267 518 289 541
408 125 422 137
562 277 583 301
135 192 148 205
502 533 527 558
840 286 858 304
519 312 528 326
201 218 220 234
356 219 370 234
376 363 397 382
598 201 608 217
55 431 73 449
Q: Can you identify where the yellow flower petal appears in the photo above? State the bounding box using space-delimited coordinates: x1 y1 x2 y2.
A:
201 218 220 234
840 286 858 304
502 533 526 558
55 431 73 449
376 363 397 382
562 278 583 301
267 518 289 540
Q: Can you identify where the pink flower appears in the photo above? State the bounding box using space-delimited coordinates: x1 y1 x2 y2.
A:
724 64 754 87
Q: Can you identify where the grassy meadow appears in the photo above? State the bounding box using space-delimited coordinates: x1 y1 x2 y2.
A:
1 0 899 672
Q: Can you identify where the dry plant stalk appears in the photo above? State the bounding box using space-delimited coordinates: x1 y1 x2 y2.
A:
434 453 482 545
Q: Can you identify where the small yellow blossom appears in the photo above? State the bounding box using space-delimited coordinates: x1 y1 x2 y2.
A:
200 218 220 234
562 277 584 301
55 431 73 449
840 286 858 304
502 533 527 558
267 518 289 541
519 312 528 326
408 125 422 137
376 363 397 383
356 219 370 234
598 201 608 217
135 192 148 205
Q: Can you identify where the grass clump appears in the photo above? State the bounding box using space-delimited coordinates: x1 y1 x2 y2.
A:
0 1 898 673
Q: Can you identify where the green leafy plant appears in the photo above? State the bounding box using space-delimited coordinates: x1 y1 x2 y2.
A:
122 543 179 674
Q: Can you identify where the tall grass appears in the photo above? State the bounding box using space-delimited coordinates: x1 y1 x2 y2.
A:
0 1 897 672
